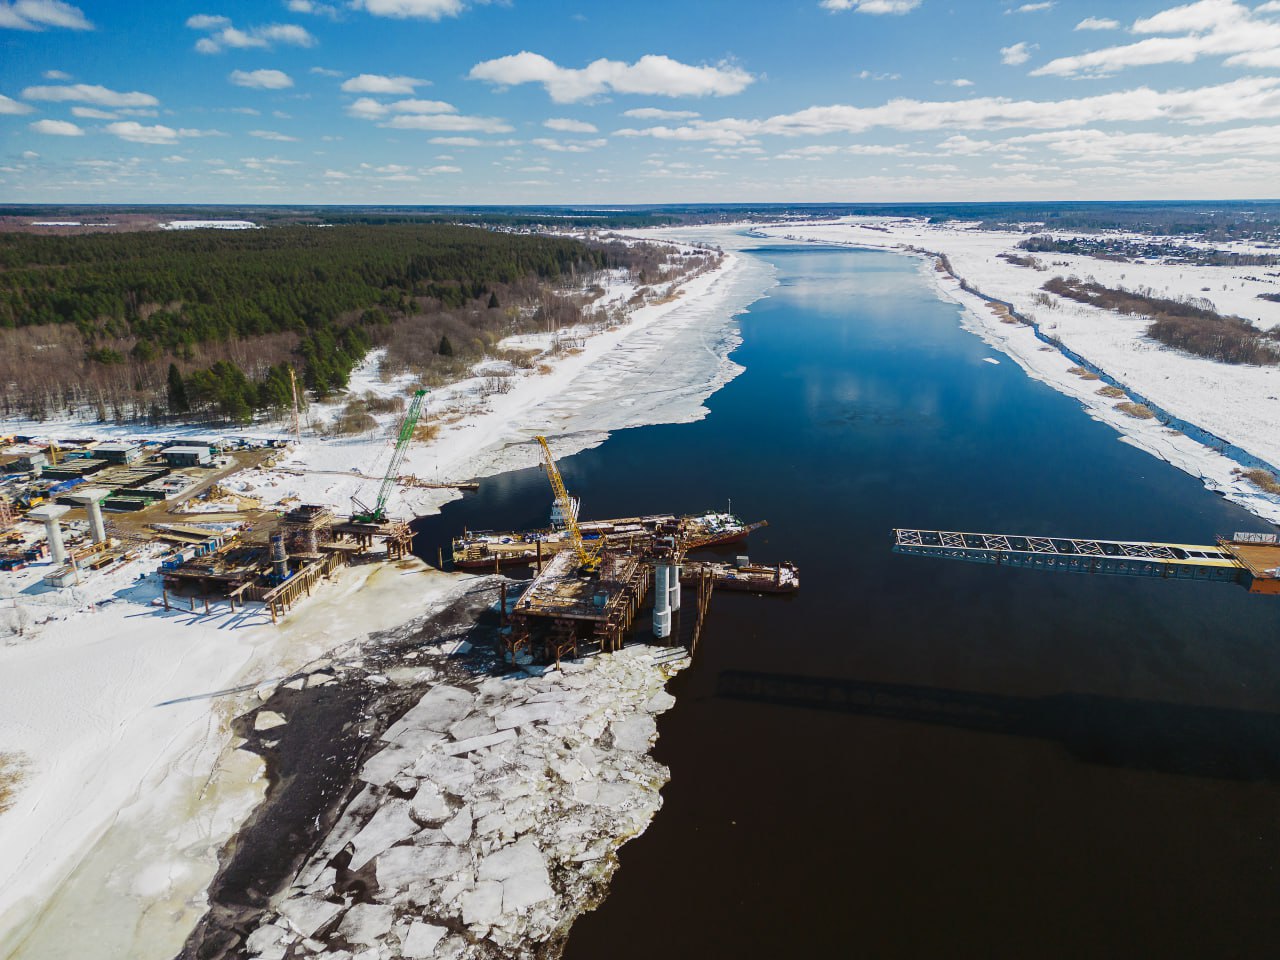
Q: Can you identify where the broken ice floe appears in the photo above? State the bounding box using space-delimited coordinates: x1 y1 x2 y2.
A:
255 646 687 959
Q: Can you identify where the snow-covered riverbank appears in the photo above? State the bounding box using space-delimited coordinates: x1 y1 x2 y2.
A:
0 241 773 960
751 218 1280 528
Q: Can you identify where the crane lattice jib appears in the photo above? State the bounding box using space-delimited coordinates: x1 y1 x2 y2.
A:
535 435 599 568
371 389 427 518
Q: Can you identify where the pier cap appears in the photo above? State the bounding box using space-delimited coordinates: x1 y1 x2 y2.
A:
28 503 70 521
67 487 111 504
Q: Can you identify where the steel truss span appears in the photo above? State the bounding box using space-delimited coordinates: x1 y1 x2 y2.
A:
891 528 1244 584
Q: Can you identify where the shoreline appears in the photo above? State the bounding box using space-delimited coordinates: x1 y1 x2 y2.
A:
751 222 1280 530
0 241 772 959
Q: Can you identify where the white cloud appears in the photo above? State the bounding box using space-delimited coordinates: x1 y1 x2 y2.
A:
1075 16 1120 30
0 93 34 114
1035 0 1280 77
0 0 92 31
21 83 159 107
42 68 71 80
229 69 294 89
185 13 229 29
622 107 700 120
613 77 1280 144
340 73 425 94
346 96 456 119
820 0 921 13
1001 41 1036 65
250 129 299 141
544 117 598 133
310 66 344 77
30 118 82 136
1012 124 1280 160
937 134 1016 154
105 121 182 144
382 113 513 133
286 0 341 16
856 69 901 80
531 136 606 152
429 136 484 145
1010 2 1053 12
351 0 465 19
846 143 909 154
188 14 315 53
469 52 754 102
949 78 974 87
425 164 461 172
70 106 116 119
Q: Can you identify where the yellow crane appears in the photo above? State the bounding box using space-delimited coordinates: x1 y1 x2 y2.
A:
535 435 602 573
288 367 302 444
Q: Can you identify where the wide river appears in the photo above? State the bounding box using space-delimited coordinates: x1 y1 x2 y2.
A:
418 241 1280 958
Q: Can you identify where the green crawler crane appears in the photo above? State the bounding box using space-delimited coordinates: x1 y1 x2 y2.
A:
351 389 427 524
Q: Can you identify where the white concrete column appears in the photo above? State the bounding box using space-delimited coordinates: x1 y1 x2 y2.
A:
29 504 70 566
653 562 671 639
668 563 682 612
69 488 110 544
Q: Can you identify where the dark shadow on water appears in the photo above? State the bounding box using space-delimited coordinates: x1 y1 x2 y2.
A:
718 669 1280 783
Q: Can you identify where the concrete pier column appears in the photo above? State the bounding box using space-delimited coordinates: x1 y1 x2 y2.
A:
68 488 110 544
28 504 70 566
668 563 682 612
653 562 672 639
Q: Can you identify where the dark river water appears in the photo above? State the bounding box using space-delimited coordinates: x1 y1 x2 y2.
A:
416 244 1280 959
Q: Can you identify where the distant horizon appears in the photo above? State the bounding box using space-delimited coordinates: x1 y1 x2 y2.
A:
5 199 1280 210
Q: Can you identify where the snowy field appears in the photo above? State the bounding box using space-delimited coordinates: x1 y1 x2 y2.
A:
750 218 1280 528
0 246 774 959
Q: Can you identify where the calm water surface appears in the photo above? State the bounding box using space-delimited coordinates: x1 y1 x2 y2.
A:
417 246 1280 959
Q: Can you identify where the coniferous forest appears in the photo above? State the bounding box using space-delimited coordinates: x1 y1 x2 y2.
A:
0 224 697 424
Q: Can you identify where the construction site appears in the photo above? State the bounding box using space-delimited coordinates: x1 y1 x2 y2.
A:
1 373 802 650
0 389 464 621
494 436 800 667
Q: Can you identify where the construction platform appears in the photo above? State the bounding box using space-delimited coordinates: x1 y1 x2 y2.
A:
893 528 1280 595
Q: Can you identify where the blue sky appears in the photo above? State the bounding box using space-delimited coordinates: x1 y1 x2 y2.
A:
2 0 1280 203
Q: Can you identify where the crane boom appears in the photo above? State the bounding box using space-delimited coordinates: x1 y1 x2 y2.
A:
535 435 601 571
352 389 427 523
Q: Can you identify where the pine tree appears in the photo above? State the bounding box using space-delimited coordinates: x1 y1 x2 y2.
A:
167 362 189 413
488 292 500 309
438 334 454 357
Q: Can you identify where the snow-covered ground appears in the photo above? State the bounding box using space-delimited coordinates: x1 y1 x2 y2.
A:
161 220 258 230
0 245 774 959
0 543 477 959
750 218 1280 528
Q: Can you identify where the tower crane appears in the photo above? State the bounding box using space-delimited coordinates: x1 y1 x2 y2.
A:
351 389 427 524
535 435 603 574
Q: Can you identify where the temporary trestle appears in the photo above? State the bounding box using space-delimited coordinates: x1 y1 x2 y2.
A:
259 550 347 623
893 528 1279 592
332 518 413 560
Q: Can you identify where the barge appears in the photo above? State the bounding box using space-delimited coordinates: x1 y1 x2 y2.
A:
452 511 765 570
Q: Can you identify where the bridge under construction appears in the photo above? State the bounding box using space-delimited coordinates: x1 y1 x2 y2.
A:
893 528 1280 595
